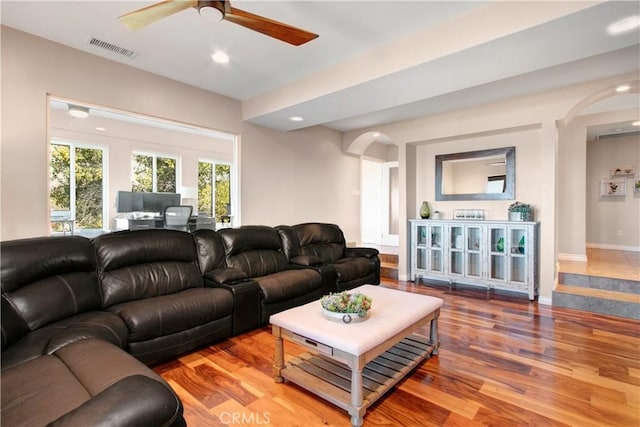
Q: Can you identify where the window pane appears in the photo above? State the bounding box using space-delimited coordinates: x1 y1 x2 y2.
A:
132 154 153 192
75 147 103 229
198 162 213 216
50 144 71 210
215 164 231 219
156 157 176 193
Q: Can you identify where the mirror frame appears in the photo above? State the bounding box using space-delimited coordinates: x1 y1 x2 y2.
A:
435 146 515 201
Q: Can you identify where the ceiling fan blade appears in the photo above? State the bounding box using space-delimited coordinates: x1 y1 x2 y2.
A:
119 0 198 30
224 7 318 46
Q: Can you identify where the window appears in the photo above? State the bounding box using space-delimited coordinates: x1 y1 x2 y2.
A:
49 141 105 232
198 161 231 220
132 153 176 193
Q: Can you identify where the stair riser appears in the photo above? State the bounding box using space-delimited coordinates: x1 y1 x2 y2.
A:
558 273 639 294
380 266 398 280
379 253 398 264
552 292 640 320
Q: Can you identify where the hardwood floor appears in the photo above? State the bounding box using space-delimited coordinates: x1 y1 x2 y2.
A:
154 280 640 426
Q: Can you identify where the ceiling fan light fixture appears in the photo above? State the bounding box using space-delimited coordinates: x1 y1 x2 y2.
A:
68 105 90 118
198 2 224 22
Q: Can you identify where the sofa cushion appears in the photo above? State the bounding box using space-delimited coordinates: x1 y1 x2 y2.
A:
333 257 373 283
294 223 346 263
219 226 290 277
107 287 233 342
1 311 128 371
1 236 101 349
255 269 322 304
94 229 204 308
1 339 182 427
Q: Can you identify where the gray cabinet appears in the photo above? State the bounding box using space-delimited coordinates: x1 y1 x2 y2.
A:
410 219 538 300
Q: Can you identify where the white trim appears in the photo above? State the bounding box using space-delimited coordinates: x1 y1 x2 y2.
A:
586 243 640 252
537 296 552 305
398 273 409 281
558 253 588 262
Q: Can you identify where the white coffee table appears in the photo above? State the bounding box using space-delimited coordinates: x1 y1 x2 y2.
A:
270 285 443 426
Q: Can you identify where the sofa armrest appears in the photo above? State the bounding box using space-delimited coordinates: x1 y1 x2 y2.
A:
47 375 184 427
290 255 323 266
203 267 248 285
204 279 261 334
344 247 379 258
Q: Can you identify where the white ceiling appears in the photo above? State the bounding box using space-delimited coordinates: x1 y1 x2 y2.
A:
2 1 639 132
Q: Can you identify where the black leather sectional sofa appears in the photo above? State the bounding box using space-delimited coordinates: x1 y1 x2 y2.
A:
0 223 379 426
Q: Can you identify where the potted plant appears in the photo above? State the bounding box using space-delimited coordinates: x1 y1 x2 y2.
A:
320 291 372 323
508 201 533 221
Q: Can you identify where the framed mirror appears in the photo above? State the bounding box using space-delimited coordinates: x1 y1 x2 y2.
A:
435 147 515 201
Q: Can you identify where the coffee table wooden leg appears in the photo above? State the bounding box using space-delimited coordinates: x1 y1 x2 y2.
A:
430 313 440 355
273 325 284 383
349 367 365 426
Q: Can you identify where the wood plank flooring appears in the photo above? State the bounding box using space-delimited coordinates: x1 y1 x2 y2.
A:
153 280 640 426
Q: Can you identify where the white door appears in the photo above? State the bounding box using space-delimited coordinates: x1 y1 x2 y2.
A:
381 162 400 246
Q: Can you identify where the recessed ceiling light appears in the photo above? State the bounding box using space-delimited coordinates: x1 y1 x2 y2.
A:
632 121 640 126
68 105 89 118
211 51 229 64
289 116 304 122
95 127 106 132
615 84 631 92
372 132 380 137
607 15 640 35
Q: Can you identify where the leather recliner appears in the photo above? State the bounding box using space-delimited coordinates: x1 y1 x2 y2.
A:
93 229 235 364
0 235 185 427
215 225 329 323
278 223 381 292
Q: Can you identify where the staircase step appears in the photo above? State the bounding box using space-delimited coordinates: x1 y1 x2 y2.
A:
380 265 398 280
379 253 398 264
553 283 640 320
558 272 639 294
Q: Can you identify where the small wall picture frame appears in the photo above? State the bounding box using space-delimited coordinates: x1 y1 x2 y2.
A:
610 166 634 177
634 175 640 194
600 178 626 197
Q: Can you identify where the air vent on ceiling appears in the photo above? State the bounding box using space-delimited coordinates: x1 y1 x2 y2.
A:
86 36 138 59
597 131 640 140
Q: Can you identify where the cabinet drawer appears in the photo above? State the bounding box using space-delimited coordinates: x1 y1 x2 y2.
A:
290 332 333 356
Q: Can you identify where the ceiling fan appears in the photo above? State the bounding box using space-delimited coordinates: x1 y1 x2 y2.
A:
119 0 318 46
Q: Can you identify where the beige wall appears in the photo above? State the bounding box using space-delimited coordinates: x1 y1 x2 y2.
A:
1 26 361 242
587 134 640 249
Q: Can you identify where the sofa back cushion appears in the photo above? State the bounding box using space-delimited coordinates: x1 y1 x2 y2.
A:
192 229 226 275
94 230 203 308
293 223 346 263
219 226 289 277
1 236 100 350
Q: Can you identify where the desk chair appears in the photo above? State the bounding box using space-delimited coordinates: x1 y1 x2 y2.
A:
163 205 193 232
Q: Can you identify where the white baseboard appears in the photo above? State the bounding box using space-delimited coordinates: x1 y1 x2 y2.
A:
558 253 588 262
586 243 640 252
538 296 552 306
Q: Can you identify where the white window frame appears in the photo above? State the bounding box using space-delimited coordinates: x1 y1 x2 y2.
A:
198 158 233 226
131 151 180 193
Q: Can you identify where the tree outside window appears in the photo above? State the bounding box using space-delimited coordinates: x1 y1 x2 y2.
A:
198 161 230 219
49 142 104 231
131 153 176 193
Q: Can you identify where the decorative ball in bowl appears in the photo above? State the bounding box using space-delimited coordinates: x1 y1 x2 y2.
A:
320 291 372 324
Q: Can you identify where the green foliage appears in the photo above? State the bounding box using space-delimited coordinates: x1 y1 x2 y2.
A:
132 154 153 192
49 143 103 230
157 157 176 193
321 292 373 318
198 162 230 218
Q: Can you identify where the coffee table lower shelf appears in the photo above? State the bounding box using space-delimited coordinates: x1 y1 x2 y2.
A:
279 334 435 425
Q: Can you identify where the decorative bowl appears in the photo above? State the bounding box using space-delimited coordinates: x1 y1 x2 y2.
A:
320 291 372 324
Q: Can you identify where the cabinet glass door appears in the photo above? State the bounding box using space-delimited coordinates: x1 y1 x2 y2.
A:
509 227 526 283
489 227 506 281
449 225 464 275
417 225 427 246
416 248 427 270
429 225 443 273
466 226 481 278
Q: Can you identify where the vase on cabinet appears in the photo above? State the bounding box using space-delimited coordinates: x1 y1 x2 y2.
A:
419 201 431 219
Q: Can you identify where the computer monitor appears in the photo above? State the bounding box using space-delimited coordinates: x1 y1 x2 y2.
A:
142 192 181 214
116 191 144 213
